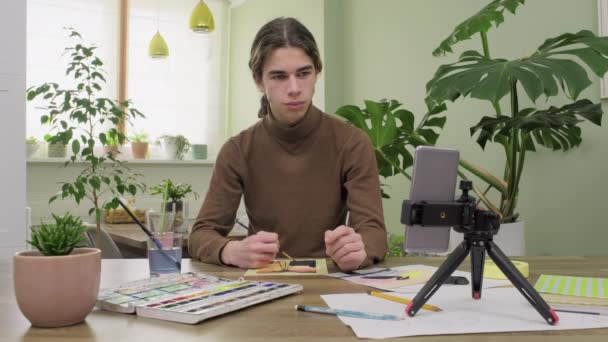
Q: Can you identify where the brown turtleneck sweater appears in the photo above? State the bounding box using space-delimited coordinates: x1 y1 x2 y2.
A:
188 105 387 267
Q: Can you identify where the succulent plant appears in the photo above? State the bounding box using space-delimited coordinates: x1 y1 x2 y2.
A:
27 213 88 256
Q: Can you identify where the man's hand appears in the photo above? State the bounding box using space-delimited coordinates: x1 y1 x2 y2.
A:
221 231 279 268
325 225 366 272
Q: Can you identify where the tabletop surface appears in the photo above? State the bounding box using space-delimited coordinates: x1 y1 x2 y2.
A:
2 256 608 341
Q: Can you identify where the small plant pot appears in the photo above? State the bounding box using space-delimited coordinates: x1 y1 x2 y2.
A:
26 143 40 158
131 142 149 159
160 140 179 159
47 142 67 158
13 248 101 327
191 144 207 160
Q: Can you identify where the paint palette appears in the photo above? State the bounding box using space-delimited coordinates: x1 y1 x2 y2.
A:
97 272 303 324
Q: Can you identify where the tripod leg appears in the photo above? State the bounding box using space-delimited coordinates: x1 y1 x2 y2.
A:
486 241 559 325
470 240 486 299
406 240 469 317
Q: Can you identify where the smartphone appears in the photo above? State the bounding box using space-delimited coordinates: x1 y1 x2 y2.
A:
404 146 459 253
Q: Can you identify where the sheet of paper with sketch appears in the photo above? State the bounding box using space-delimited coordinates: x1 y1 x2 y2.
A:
244 259 329 276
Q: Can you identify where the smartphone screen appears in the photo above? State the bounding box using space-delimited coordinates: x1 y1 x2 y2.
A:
404 146 459 253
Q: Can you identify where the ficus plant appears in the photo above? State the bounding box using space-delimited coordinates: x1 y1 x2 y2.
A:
338 0 606 223
26 29 146 233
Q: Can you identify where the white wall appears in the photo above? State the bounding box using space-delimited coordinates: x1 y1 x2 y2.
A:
0 0 27 256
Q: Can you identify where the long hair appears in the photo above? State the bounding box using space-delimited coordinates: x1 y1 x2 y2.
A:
249 17 323 117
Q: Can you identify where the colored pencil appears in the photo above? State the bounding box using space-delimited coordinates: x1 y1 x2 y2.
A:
368 291 442 312
295 305 404 321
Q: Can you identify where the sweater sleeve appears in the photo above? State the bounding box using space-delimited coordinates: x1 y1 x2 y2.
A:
343 129 387 267
188 139 245 265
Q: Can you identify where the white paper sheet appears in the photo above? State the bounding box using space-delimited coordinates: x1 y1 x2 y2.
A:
328 264 511 293
322 287 608 339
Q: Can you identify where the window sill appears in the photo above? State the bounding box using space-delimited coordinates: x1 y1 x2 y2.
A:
27 158 215 166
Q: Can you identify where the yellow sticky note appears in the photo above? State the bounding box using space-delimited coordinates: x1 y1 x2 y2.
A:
484 260 529 279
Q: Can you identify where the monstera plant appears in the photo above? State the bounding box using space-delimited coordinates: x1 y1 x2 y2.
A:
338 0 606 223
336 99 447 198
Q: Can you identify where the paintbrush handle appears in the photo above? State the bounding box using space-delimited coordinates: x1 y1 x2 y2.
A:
117 199 181 268
117 199 155 239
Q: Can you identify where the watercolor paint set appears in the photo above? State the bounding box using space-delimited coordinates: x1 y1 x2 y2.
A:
97 272 303 324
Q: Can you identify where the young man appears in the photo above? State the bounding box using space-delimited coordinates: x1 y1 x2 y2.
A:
188 17 386 272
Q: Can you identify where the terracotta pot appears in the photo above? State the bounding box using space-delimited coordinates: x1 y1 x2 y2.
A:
13 248 101 327
131 142 148 159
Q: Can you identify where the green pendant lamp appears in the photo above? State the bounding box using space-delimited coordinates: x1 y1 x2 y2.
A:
189 0 215 33
148 30 169 59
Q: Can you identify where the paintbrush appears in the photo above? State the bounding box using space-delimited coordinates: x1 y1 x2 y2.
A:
117 199 181 269
236 218 291 262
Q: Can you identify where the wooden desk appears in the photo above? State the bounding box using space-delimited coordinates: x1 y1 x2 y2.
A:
2 256 607 341
103 223 247 258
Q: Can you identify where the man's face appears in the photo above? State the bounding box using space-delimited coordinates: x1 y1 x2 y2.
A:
256 47 318 126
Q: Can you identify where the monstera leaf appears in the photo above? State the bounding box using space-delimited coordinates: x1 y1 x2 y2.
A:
336 100 446 197
470 99 602 151
426 30 608 110
433 0 525 56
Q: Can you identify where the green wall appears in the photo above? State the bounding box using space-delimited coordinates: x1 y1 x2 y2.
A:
230 0 608 256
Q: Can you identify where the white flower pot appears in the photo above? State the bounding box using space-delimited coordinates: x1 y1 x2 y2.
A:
448 220 526 256
160 140 178 159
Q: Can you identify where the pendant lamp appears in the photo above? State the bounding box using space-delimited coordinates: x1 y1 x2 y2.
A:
148 30 169 58
189 0 215 33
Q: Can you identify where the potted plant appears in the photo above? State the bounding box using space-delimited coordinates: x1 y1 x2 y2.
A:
190 143 208 160
102 132 122 159
26 136 40 158
26 29 146 242
337 0 606 254
13 213 101 327
158 134 190 160
45 134 68 158
130 132 149 159
149 179 199 232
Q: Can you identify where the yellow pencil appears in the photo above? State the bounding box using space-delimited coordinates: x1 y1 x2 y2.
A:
368 291 442 312
281 251 294 261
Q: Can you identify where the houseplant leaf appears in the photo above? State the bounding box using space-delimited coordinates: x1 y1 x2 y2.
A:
433 0 526 56
426 30 608 109
470 99 602 151
336 99 449 197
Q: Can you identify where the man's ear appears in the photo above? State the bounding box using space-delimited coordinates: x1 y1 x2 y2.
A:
255 78 265 93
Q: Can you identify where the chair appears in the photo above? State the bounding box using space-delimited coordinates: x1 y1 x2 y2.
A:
84 225 122 259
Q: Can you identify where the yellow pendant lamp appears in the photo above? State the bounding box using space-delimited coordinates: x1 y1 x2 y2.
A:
189 0 215 33
148 30 169 58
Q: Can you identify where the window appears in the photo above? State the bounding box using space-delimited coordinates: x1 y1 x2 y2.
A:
127 0 229 158
26 0 228 159
26 0 120 141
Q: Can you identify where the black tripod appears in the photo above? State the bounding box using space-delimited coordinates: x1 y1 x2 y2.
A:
401 181 559 325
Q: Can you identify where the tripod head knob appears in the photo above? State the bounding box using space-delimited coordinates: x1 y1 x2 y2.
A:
459 180 473 192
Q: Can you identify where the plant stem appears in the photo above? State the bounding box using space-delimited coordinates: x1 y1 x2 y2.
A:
458 158 508 195
504 79 520 220
480 32 503 116
159 183 169 233
480 31 490 59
